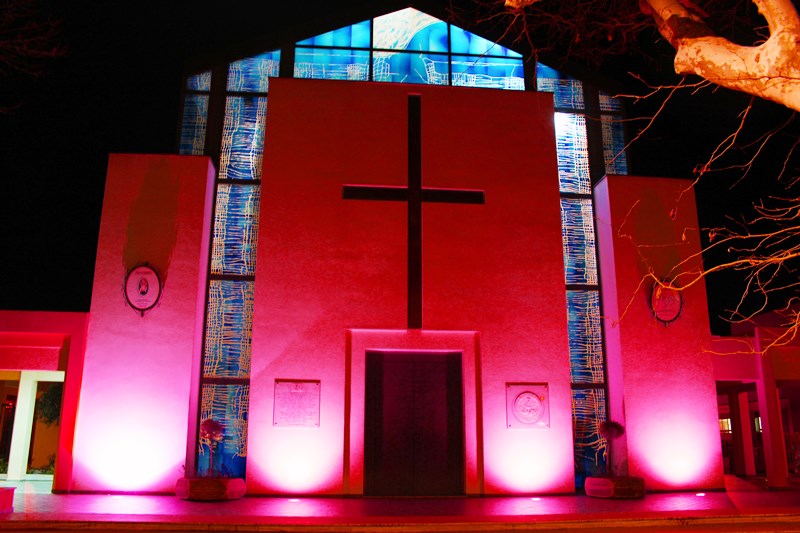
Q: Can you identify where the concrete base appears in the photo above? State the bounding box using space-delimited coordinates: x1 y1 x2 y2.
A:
585 476 645 499
175 477 246 501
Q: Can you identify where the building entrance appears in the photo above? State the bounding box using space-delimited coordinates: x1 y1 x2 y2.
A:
364 350 464 496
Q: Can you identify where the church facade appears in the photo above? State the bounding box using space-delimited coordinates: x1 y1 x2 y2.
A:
1 5 797 496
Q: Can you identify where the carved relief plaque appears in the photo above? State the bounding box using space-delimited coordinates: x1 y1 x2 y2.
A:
273 380 320 427
506 383 549 429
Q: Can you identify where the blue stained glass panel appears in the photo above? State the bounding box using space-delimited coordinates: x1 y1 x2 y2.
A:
227 50 280 93
572 387 607 485
212 184 260 276
374 52 449 85
197 383 249 478
186 70 211 91
297 20 371 48
450 27 522 57
561 197 597 285
554 113 590 194
566 290 604 383
219 96 268 181
451 55 524 90
537 64 584 110
602 115 629 175
179 94 208 156
294 48 370 81
373 8 447 52
599 91 623 112
203 280 253 379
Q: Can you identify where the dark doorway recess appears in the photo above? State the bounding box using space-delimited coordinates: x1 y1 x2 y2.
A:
364 350 465 496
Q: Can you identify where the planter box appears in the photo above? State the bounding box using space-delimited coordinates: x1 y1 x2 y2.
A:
585 476 645 499
0 487 14 513
175 477 246 501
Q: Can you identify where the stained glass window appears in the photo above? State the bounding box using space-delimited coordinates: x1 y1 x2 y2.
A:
219 97 268 181
373 8 447 52
450 27 522 57
227 51 280 93
186 70 211 91
572 387 608 483
197 383 249 477
554 113 591 194
296 8 524 90
602 115 628 175
179 95 208 156
566 291 604 383
211 184 260 276
537 65 584 110
599 90 623 112
373 52 448 85
561 198 597 285
204 280 253 379
294 48 370 81
297 20 371 48
451 56 524 90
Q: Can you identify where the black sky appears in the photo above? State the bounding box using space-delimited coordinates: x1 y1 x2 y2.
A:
1 0 795 335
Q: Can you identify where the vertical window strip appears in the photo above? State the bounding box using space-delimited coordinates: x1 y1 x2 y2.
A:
227 51 280 93
572 387 608 484
554 113 591 194
566 290 604 384
186 70 212 91
601 115 628 176
179 94 209 156
203 279 254 379
560 198 598 285
211 184 261 276
197 383 249 477
219 96 268 181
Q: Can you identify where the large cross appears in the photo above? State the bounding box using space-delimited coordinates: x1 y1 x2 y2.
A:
343 94 485 329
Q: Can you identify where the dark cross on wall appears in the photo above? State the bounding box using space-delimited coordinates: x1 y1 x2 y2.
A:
343 94 486 329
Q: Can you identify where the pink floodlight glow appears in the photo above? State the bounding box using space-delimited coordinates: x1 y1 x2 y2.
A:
486 436 573 492
76 423 183 491
257 434 341 493
634 417 719 487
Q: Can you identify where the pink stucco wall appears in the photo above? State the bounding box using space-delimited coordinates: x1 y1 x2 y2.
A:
595 175 724 490
70 154 214 493
248 79 572 495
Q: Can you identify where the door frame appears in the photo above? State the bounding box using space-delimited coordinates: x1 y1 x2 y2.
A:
344 328 482 495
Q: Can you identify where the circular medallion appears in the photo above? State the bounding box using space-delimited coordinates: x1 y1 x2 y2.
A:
513 391 544 425
124 264 162 314
649 280 683 326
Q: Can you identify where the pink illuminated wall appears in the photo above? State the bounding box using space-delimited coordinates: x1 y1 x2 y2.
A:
71 154 214 493
594 175 724 491
248 79 572 495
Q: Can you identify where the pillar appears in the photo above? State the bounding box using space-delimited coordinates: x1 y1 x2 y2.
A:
736 390 756 476
6 370 64 481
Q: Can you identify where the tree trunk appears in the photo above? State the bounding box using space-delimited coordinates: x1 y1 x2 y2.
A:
644 0 800 112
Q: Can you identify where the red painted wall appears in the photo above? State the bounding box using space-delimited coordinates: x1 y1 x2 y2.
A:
595 175 724 490
249 79 572 494
71 154 214 493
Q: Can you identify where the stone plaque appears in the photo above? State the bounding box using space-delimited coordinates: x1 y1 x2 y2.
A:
273 380 320 427
506 383 549 429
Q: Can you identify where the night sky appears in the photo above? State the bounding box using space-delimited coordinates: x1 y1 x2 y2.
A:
1 1 795 335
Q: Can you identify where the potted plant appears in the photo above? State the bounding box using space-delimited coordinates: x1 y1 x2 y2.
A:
175 418 246 501
584 420 645 499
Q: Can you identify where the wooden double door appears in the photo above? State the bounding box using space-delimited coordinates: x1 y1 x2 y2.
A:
364 350 465 496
